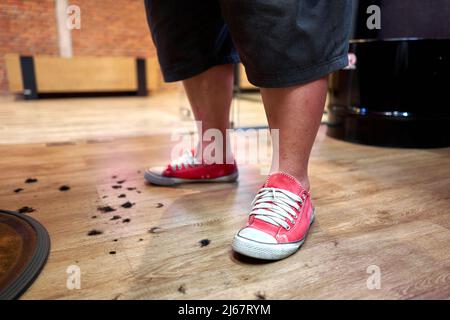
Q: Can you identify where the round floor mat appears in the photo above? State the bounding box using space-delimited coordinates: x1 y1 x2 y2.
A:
0 210 50 300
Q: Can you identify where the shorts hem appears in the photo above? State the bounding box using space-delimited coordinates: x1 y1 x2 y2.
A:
246 53 349 88
162 54 241 82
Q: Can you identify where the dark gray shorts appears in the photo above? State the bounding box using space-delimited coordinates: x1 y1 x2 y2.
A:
144 0 353 88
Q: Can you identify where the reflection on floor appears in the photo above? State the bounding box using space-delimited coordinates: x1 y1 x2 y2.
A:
0 89 268 145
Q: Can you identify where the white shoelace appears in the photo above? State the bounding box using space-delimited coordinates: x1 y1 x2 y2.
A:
170 150 201 170
250 187 303 230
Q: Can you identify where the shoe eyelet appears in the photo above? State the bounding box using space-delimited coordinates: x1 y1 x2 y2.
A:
285 226 291 231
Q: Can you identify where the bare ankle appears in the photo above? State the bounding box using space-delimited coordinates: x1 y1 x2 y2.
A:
196 140 232 164
271 169 310 191
297 177 310 191
289 173 310 191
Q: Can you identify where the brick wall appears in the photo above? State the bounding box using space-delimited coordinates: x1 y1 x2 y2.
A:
0 0 158 96
70 0 155 57
0 0 58 95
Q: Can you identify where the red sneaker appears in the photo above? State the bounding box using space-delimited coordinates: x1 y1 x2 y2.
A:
145 150 238 186
232 172 315 260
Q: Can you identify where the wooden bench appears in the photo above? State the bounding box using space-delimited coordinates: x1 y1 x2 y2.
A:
4 54 165 99
5 54 255 99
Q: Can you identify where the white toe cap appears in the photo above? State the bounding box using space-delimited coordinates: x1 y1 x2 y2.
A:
237 228 277 244
147 166 166 175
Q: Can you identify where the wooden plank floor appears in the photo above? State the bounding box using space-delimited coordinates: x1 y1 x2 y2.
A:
1 95 450 299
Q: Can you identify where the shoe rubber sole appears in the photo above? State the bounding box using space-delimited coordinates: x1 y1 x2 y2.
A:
232 211 315 260
144 170 239 186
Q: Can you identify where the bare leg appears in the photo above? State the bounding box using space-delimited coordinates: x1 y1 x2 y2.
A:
260 76 328 191
182 64 234 162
